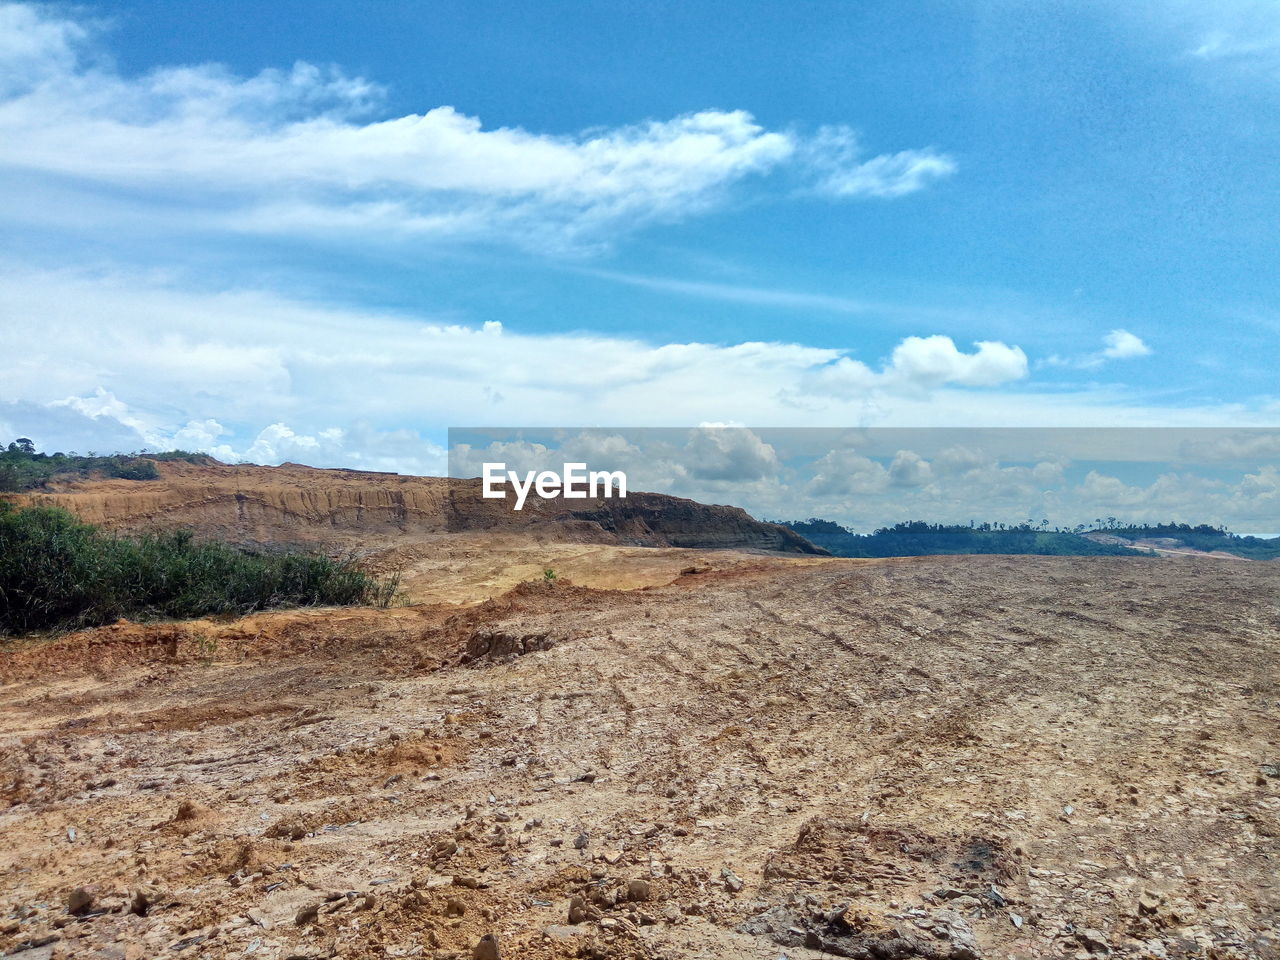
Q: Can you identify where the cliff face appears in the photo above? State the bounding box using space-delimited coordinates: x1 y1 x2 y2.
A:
14 460 825 555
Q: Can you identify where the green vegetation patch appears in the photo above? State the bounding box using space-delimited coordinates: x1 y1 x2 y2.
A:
0 501 397 636
0 437 211 492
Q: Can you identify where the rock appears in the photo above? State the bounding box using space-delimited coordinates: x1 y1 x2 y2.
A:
128 886 155 916
573 831 590 850
626 879 652 902
430 838 459 859
1077 928 1111 954
568 895 603 924
722 868 744 893
933 909 981 960
295 902 321 925
472 933 501 960
246 907 273 929
67 885 96 914
1138 891 1162 915
445 898 467 917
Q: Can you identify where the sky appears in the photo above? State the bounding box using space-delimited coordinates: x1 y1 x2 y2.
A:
0 0 1278 478
449 427 1280 532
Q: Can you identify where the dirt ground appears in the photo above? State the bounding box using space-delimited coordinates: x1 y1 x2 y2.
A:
2 550 1278 959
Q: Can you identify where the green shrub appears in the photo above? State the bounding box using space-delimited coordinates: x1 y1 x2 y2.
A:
0 501 397 635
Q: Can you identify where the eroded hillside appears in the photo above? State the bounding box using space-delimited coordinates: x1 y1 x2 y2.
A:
11 460 820 557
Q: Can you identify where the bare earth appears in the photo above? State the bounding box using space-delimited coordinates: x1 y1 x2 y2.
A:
2 546 1278 960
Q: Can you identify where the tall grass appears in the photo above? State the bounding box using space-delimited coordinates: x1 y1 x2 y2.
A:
0 501 397 635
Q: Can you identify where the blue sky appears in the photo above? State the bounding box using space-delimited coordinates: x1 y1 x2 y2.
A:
0 0 1277 473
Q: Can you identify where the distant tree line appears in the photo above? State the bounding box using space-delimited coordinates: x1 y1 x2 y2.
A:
1099 522 1280 560
782 519 1144 558
780 517 1278 560
0 438 212 492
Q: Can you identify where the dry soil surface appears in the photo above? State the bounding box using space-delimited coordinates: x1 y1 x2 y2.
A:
2 552 1278 960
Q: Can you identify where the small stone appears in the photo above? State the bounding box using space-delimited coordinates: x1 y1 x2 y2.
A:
67 885 96 914
721 868 744 893
246 907 272 929
1138 891 1162 915
472 933 501 960
445 898 467 917
626 879 652 902
568 895 602 924
1077 928 1110 954
128 887 154 916
573 831 589 850
295 902 321 925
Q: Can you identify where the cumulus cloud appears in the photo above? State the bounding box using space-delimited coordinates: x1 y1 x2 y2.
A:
1101 329 1152 360
807 335 1028 399
888 450 934 487
0 2 955 252
681 427 780 481
806 449 890 497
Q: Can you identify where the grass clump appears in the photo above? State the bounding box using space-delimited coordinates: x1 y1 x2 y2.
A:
0 501 397 636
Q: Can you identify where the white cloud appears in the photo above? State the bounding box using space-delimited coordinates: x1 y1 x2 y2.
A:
0 263 1041 463
0 2 955 252
1101 329 1152 360
1043 328 1152 370
808 335 1028 399
681 427 780 481
803 126 956 198
806 449 890 497
888 450 934 488
0 263 1273 471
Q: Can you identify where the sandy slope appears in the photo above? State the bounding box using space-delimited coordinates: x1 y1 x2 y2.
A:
2 552 1277 960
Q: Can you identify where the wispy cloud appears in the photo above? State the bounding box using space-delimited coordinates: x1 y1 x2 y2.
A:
581 269 881 314
1043 329 1152 370
0 2 957 253
802 126 957 199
